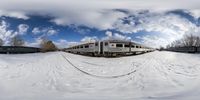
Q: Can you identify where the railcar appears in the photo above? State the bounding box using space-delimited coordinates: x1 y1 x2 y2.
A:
167 46 199 53
197 47 200 53
65 40 154 57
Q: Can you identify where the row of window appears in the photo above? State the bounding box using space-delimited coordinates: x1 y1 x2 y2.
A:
69 45 90 49
116 44 142 48
69 44 144 50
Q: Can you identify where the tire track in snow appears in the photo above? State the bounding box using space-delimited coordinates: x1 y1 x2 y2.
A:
60 53 140 79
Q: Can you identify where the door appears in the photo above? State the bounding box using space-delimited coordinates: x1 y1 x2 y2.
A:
100 42 104 54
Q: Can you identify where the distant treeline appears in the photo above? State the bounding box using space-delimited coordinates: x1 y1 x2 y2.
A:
163 34 200 53
166 34 200 48
0 35 58 52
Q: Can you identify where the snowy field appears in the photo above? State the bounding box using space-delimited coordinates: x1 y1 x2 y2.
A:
0 51 200 100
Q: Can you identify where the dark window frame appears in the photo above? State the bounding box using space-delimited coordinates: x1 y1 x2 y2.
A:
116 44 123 47
105 42 108 46
85 45 89 48
95 43 98 46
124 44 130 48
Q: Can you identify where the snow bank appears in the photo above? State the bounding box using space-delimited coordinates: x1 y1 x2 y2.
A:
0 51 200 100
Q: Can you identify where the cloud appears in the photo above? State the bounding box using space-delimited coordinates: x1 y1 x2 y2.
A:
25 37 79 48
103 31 131 41
0 21 14 45
32 27 40 35
26 36 69 48
18 24 29 35
54 39 78 48
105 31 112 37
51 10 127 30
189 10 200 19
25 38 42 47
0 10 29 20
74 27 91 35
81 36 98 43
136 35 170 48
0 21 31 45
32 27 58 36
113 12 200 47
0 0 199 29
0 0 200 48
114 33 131 40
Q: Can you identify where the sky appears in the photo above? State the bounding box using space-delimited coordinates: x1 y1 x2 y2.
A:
0 0 200 48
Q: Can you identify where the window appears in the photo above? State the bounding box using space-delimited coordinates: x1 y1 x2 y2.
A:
80 46 83 48
125 44 130 48
85 45 89 48
95 43 98 46
105 42 108 46
90 44 94 48
111 44 115 47
116 44 123 47
136 46 139 48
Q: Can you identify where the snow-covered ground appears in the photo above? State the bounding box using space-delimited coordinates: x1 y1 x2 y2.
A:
0 51 200 100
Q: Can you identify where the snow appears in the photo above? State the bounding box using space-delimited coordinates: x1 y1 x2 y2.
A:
0 51 200 100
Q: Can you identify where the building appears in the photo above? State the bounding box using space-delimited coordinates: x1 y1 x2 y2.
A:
0 46 41 54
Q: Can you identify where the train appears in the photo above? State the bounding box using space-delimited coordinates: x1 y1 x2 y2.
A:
0 46 41 54
166 46 200 53
64 40 154 57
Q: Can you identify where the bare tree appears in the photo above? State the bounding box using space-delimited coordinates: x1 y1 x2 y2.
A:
166 34 200 49
40 38 57 52
182 34 196 47
10 35 25 46
195 36 200 47
0 38 3 46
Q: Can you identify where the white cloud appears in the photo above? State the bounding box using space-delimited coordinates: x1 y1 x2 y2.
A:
136 35 171 48
32 27 58 36
103 31 131 41
0 21 13 45
105 31 112 37
47 29 57 36
32 28 40 35
55 39 68 47
0 0 199 48
54 39 78 48
0 10 29 20
0 0 199 29
81 36 98 43
113 12 200 47
25 38 42 47
18 24 29 35
114 33 131 40
74 27 91 35
189 10 200 19
25 38 79 48
0 21 31 45
51 10 127 30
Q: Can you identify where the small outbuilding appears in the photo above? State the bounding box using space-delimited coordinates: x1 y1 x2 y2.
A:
0 46 41 54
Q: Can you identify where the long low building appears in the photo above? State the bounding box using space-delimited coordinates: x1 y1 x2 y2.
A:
165 46 200 53
0 46 41 54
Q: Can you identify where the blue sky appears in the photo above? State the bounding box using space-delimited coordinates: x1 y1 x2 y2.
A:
0 0 200 48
